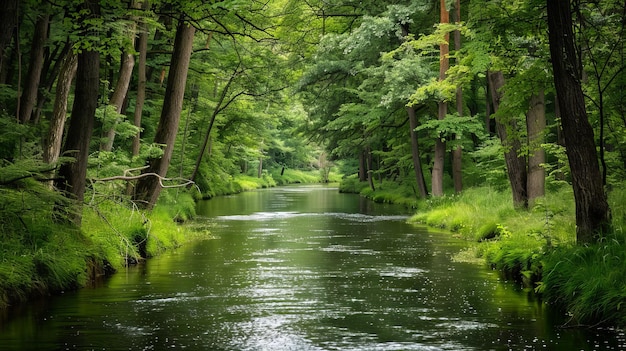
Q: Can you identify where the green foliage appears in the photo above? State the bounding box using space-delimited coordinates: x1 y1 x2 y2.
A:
415 113 486 145
272 168 323 185
542 234 626 327
464 138 509 189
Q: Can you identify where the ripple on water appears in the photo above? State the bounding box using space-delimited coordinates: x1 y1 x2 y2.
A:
216 211 409 223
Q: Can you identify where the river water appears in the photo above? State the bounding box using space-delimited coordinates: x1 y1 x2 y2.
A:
0 185 624 350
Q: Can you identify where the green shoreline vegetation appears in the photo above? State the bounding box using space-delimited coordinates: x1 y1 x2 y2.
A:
2 167 625 328
341 177 626 328
0 168 335 311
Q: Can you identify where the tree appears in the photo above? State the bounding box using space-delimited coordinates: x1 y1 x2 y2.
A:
546 0 611 243
431 0 449 197
526 90 545 206
451 0 462 193
133 18 195 209
43 50 77 166
54 0 100 224
0 0 18 82
131 0 150 157
18 8 50 123
100 1 141 152
488 70 528 208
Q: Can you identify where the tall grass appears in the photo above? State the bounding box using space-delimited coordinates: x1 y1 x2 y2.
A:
0 185 203 309
540 185 626 327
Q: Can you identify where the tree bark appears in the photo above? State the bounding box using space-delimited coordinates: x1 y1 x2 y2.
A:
407 106 428 198
131 0 150 157
547 0 611 243
133 20 195 209
0 0 18 82
101 8 139 152
18 13 49 123
43 51 77 165
488 70 528 208
432 0 449 197
451 0 462 193
526 90 546 207
54 1 100 225
358 149 366 182
100 51 135 151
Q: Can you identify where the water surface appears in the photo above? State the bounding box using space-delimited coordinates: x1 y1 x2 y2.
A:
0 185 624 350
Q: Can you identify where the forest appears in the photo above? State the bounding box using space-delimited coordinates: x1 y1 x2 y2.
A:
1 0 626 328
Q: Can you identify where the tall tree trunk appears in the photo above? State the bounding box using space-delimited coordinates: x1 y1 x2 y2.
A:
488 70 528 208
43 51 77 165
366 147 375 191
133 20 195 209
547 0 611 243
451 0 463 193
100 51 135 151
18 13 49 123
526 90 546 207
407 106 428 198
400 24 428 199
432 0 449 197
131 0 150 157
54 0 100 225
358 149 366 182
0 0 18 82
101 10 139 151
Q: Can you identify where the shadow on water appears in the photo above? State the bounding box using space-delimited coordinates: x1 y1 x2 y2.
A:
1 185 625 350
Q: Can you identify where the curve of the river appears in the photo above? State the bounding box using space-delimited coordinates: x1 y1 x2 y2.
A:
0 185 624 350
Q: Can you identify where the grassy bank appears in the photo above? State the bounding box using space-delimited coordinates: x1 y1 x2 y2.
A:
341 177 626 328
0 187 201 310
200 169 342 199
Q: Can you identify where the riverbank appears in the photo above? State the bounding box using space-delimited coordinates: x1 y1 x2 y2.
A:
0 188 201 310
340 177 626 328
0 169 337 310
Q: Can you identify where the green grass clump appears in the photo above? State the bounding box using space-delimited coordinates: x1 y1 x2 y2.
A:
341 178 420 208
541 235 626 327
272 168 321 185
538 184 626 327
338 176 369 193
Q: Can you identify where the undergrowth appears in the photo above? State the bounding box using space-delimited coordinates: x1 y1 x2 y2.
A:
0 184 203 310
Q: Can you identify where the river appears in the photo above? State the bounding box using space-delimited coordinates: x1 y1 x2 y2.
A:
0 185 624 350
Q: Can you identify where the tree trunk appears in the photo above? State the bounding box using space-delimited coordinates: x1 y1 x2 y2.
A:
131 0 150 157
407 106 428 198
0 0 18 81
366 147 375 191
432 0 449 197
526 90 546 207
488 70 528 208
451 0 462 193
100 50 135 151
358 149 366 182
546 0 611 243
133 20 195 209
18 13 49 123
54 1 100 225
43 51 77 165
101 8 139 152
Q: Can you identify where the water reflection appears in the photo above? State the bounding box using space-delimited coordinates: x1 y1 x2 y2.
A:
0 185 625 350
